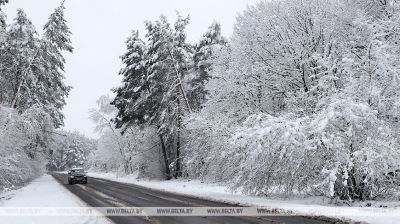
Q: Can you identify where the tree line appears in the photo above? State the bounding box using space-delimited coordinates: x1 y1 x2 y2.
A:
92 0 400 201
0 1 92 191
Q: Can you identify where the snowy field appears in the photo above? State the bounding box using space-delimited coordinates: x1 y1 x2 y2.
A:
0 174 112 224
89 172 400 224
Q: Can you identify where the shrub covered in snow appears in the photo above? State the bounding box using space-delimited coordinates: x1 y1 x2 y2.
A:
183 114 233 183
229 113 309 196
0 106 48 191
307 99 400 200
184 99 400 200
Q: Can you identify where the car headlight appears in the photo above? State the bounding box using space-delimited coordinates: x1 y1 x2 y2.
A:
83 176 87 178
70 176 74 178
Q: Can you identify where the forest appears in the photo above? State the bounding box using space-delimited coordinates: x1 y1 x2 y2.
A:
91 0 400 201
0 0 91 191
1 0 400 202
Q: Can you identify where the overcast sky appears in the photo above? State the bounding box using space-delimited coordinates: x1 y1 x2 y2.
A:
3 0 256 138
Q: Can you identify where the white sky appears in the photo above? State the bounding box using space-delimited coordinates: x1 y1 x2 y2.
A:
3 0 256 138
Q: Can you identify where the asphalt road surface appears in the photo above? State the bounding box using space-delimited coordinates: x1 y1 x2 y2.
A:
51 173 342 224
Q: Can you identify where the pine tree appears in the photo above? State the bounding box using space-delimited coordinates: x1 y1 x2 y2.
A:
0 4 72 129
40 2 73 127
0 1 77 190
145 15 194 178
112 24 174 178
4 9 40 110
112 30 148 130
112 15 194 179
169 13 193 177
43 3 73 53
144 16 176 179
112 22 173 178
189 22 227 110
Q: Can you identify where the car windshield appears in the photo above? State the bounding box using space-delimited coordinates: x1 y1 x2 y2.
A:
71 168 85 174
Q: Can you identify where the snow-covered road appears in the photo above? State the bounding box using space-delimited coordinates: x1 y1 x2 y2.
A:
0 174 112 224
88 172 400 224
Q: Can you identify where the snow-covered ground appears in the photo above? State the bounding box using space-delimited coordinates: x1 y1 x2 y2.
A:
0 174 112 224
89 172 400 224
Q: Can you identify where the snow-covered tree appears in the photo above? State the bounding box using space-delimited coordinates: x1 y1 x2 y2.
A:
113 14 194 179
47 131 95 171
99 0 400 201
90 95 162 178
0 105 51 191
229 113 307 196
307 98 400 200
0 10 7 103
187 22 227 110
182 0 400 201
1 9 40 109
43 3 73 53
0 4 72 127
40 2 73 127
0 3 74 191
0 8 5 42
112 31 148 130
111 28 171 177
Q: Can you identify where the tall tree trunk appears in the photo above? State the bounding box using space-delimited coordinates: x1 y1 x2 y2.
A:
175 135 181 178
257 73 262 112
159 134 171 180
367 44 373 106
301 64 309 92
175 84 182 178
167 48 190 178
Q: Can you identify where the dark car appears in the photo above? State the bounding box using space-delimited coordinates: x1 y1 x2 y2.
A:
68 168 87 185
